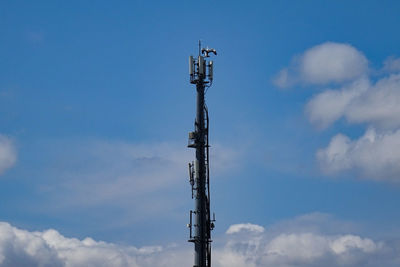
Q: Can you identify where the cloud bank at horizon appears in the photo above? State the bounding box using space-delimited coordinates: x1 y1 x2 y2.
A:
0 214 399 267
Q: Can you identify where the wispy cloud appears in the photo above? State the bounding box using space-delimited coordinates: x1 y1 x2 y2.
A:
383 56 400 73
31 138 241 225
0 135 17 176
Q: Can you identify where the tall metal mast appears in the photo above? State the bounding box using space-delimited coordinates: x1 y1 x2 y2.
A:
187 42 217 267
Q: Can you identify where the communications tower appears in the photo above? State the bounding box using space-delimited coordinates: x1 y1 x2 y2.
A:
187 42 217 267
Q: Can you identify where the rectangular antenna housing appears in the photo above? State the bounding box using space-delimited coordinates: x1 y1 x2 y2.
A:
208 61 213 80
198 56 205 77
189 56 194 76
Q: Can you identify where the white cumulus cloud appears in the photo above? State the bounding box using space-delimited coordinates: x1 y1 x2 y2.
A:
1 214 400 267
317 128 400 181
345 74 400 129
0 221 190 267
264 233 379 265
300 42 368 85
330 235 377 254
306 78 369 129
215 214 394 267
274 42 368 87
307 74 400 130
278 42 400 181
0 135 17 176
226 223 265 234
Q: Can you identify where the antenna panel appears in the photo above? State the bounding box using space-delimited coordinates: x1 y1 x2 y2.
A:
208 61 213 80
198 56 205 77
189 56 194 76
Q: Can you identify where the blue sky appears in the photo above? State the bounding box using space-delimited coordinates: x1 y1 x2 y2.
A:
1 1 400 266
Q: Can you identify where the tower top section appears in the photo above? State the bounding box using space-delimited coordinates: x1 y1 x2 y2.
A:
189 43 217 85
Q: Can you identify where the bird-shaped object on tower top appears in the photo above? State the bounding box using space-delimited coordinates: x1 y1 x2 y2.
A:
201 47 217 57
